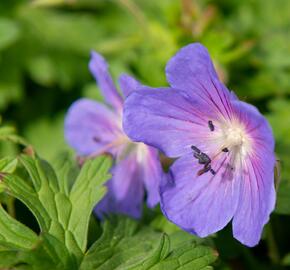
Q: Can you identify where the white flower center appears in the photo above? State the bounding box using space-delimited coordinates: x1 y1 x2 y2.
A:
136 143 148 163
226 126 245 146
222 122 251 158
190 120 252 178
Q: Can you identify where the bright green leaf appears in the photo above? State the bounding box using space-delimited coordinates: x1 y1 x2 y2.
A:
0 156 18 173
0 125 27 146
0 204 38 250
68 156 110 251
80 217 166 270
3 154 112 260
80 217 217 270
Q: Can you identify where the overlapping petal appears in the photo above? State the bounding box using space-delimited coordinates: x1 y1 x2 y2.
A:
118 74 141 98
166 43 234 121
89 51 123 110
65 52 163 219
142 146 162 207
231 101 276 246
95 153 144 219
123 87 217 158
160 153 241 237
64 98 121 156
232 154 275 247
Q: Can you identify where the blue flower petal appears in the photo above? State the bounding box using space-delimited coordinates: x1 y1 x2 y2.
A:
89 51 123 110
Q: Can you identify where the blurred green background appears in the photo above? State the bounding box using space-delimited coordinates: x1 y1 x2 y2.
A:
0 0 290 269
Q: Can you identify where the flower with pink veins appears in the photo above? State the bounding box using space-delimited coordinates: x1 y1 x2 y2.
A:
65 52 163 218
123 43 276 246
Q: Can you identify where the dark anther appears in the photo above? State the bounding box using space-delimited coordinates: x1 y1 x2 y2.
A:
192 145 215 176
197 164 216 176
93 137 100 143
197 152 211 165
191 145 201 153
208 120 214 131
222 148 229 152
197 164 211 176
191 145 211 165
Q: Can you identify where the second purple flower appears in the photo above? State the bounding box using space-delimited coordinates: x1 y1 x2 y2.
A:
64 52 163 218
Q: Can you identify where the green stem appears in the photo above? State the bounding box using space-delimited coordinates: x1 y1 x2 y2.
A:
118 0 148 31
6 196 15 218
267 222 280 264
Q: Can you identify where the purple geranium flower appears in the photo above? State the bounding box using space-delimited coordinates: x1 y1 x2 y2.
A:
64 52 163 218
123 43 276 246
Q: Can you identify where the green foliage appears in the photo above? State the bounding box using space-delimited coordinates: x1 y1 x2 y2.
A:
267 99 290 215
275 180 290 215
0 155 217 270
0 0 289 269
0 123 27 146
0 18 19 51
80 218 217 270
24 114 69 162
0 154 111 268
3 155 111 257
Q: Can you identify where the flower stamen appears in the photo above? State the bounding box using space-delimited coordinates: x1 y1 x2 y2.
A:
208 120 214 131
191 145 216 176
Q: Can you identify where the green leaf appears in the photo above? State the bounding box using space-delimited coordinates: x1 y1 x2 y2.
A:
80 217 218 270
0 250 21 269
0 153 217 270
3 154 112 259
80 217 163 270
19 233 79 270
0 125 27 146
68 157 110 251
0 204 38 250
150 214 180 234
0 158 38 250
0 156 18 174
139 234 171 269
52 152 80 196
148 236 217 270
0 157 17 197
0 233 78 270
0 18 20 51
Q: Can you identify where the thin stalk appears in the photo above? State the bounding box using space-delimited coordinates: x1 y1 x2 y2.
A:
267 222 280 264
7 196 16 218
118 0 148 31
